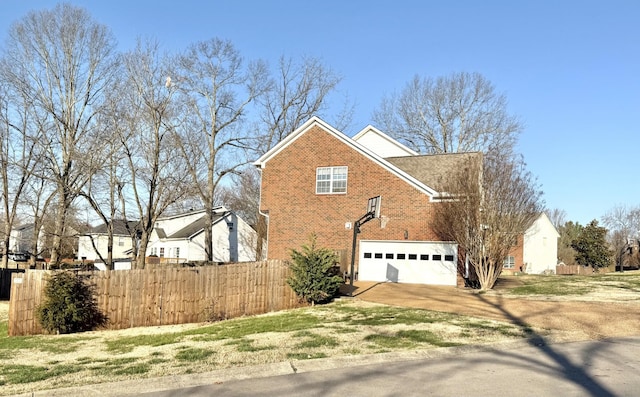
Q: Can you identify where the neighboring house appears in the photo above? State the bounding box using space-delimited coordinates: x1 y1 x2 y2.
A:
77 220 139 269
504 213 560 274
8 224 44 261
146 207 258 263
254 116 482 286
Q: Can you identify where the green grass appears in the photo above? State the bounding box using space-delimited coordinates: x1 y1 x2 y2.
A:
508 276 593 295
330 304 453 326
174 347 215 362
294 333 339 349
505 272 640 296
190 311 322 342
224 338 274 352
0 363 83 384
365 330 460 349
0 324 90 358
105 333 184 354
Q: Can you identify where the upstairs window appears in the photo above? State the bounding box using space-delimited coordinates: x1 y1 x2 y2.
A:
316 166 347 194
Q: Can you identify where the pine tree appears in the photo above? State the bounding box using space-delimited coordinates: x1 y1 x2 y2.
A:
571 220 612 269
287 234 343 305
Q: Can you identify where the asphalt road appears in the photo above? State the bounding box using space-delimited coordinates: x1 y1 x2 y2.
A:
23 337 638 397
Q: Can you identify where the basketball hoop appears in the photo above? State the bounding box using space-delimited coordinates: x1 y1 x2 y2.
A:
349 195 382 296
366 196 381 219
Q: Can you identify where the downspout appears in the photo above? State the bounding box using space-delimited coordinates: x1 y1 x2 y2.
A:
257 167 269 261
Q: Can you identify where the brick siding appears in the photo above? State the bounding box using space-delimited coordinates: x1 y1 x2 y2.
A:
260 125 443 272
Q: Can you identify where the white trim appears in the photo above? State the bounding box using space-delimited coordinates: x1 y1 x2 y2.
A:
254 117 440 199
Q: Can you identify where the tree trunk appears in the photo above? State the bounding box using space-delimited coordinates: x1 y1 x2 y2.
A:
1 235 9 269
136 230 149 270
106 222 114 271
204 204 213 262
49 195 68 267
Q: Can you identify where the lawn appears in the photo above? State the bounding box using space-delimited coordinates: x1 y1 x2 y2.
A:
0 299 533 396
1 271 639 395
505 271 640 299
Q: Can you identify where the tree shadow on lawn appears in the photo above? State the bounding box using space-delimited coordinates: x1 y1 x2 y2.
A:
351 282 621 397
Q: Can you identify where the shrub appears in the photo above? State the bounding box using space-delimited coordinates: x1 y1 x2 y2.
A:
287 234 344 305
36 271 107 334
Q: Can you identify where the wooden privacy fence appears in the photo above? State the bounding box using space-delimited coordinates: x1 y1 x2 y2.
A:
8 260 301 336
555 265 611 275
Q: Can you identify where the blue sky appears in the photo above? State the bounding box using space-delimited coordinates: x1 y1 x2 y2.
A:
1 0 638 226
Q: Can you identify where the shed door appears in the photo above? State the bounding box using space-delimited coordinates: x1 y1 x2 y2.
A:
358 240 457 286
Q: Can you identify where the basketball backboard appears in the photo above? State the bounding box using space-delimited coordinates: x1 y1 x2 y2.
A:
367 195 381 218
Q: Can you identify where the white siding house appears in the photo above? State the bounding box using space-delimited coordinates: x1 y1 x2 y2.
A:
77 220 138 263
523 213 560 274
146 207 257 263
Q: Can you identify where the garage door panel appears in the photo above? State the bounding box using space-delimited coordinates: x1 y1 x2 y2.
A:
359 240 457 286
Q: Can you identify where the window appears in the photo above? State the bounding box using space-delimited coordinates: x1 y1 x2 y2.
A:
444 255 454 261
175 247 180 258
432 254 442 260
364 252 372 258
374 253 383 259
408 254 417 260
503 256 515 269
118 237 124 246
159 247 165 257
397 253 406 260
151 247 157 256
385 253 394 259
316 166 347 194
420 254 429 261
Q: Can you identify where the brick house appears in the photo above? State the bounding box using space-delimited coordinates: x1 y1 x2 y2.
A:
254 117 481 286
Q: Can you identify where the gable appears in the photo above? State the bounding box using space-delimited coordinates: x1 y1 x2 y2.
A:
352 126 418 157
526 213 560 239
255 117 439 198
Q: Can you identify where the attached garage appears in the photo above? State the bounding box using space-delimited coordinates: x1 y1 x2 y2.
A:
358 240 458 286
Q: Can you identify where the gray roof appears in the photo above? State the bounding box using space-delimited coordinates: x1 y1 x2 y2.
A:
166 213 228 240
90 220 139 235
385 152 482 191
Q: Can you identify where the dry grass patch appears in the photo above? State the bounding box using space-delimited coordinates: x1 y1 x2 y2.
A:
0 299 537 396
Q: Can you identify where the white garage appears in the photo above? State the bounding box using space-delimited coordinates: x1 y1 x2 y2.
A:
358 240 458 286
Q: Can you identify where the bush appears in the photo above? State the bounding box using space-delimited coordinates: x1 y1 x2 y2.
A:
36 271 107 334
287 234 344 305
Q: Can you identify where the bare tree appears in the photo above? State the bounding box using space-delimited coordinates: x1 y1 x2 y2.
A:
78 91 130 270
373 72 522 156
432 154 544 290
119 39 190 269
217 167 261 226
256 55 349 153
547 208 568 230
2 4 119 265
601 204 640 269
172 38 270 262
0 71 42 268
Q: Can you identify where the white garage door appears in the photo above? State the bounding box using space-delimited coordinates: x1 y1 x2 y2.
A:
358 240 458 286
